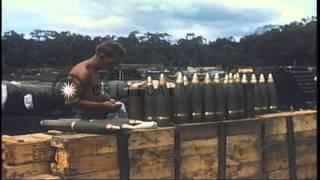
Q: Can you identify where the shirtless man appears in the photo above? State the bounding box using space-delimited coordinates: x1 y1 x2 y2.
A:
65 41 126 119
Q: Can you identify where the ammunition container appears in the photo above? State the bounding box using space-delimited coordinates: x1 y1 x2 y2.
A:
40 119 122 134
225 73 242 120
127 86 145 120
267 73 278 113
234 73 245 119
144 76 156 121
242 73 255 117
258 74 269 114
154 74 171 127
172 72 190 124
213 73 226 121
190 73 203 123
183 75 192 123
203 73 216 122
252 73 263 115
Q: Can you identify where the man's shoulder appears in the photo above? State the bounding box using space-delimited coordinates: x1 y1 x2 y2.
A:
69 63 91 83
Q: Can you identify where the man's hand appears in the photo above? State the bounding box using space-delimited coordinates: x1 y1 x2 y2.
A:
102 100 121 112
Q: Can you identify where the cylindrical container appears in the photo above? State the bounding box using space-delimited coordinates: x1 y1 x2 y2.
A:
203 73 216 122
127 85 145 120
242 73 255 117
225 73 241 120
267 73 278 113
234 73 245 119
40 119 121 133
144 76 156 121
154 74 171 127
190 73 203 123
258 74 269 114
172 72 190 124
183 75 192 123
214 73 225 121
252 74 263 115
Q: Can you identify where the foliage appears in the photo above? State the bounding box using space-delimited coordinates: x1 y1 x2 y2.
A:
1 17 316 71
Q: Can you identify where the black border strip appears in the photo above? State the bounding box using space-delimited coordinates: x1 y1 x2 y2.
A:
286 116 297 180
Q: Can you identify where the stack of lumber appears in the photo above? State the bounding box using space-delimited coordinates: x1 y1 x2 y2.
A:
2 133 58 179
50 128 175 179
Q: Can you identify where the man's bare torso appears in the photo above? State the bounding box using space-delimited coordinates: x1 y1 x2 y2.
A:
69 59 105 102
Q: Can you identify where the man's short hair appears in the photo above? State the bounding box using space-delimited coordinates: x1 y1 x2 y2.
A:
95 40 126 59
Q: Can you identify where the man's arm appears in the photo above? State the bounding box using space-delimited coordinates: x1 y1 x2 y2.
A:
69 99 120 112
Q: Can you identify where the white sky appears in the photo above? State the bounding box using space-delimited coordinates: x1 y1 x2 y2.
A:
2 0 317 41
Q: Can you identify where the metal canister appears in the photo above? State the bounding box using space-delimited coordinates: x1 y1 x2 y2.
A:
258 74 269 114
225 73 241 120
172 72 190 124
154 74 171 127
214 73 225 121
234 73 245 119
144 76 156 121
127 84 145 120
252 74 263 115
267 73 278 113
242 73 254 117
183 75 192 123
203 73 216 122
40 119 121 133
190 73 203 123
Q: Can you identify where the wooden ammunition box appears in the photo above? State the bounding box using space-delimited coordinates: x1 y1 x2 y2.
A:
50 128 174 179
1 110 317 179
2 133 55 180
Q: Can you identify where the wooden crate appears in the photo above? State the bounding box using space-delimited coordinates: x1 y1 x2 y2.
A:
176 123 219 179
2 133 54 165
224 119 262 179
2 133 55 180
293 113 317 180
3 162 51 179
50 128 175 179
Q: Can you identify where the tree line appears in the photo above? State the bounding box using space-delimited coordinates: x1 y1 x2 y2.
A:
1 16 316 73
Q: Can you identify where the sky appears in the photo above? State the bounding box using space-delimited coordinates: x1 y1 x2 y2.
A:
2 0 317 42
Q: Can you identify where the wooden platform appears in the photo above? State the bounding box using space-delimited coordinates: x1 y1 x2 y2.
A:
1 110 317 179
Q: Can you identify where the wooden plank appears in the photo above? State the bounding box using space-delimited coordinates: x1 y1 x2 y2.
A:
267 168 290 179
130 162 174 179
3 162 51 179
296 163 317 179
263 117 287 136
295 140 317 166
50 134 117 157
294 129 316 142
129 145 174 168
51 152 118 176
226 161 261 179
25 174 61 180
226 120 261 136
181 138 218 156
2 133 54 165
293 113 317 132
263 143 289 172
256 110 316 119
180 155 218 179
217 123 226 179
264 134 287 145
128 127 174 150
227 145 261 166
227 134 260 148
175 123 219 141
61 170 119 179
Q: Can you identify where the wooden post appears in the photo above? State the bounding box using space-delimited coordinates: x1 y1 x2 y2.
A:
218 123 226 179
286 116 297 180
